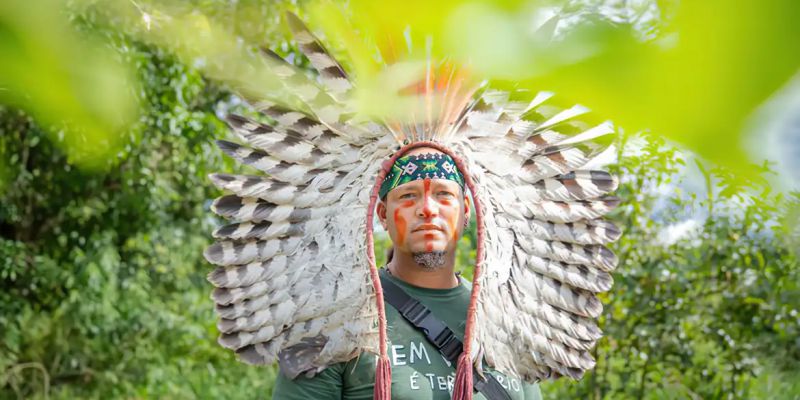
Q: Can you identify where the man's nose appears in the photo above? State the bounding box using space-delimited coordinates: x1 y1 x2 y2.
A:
417 193 439 219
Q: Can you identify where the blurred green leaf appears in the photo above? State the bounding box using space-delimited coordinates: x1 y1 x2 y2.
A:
0 0 138 170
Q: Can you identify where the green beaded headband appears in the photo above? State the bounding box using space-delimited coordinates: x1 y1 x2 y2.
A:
378 152 465 199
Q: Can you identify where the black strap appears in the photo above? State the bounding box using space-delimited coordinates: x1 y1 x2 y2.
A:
380 274 513 400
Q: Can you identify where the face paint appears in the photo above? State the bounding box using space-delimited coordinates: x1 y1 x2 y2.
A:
421 179 432 219
393 208 407 246
439 195 455 243
447 211 460 242
444 193 461 242
421 179 436 251
393 199 414 246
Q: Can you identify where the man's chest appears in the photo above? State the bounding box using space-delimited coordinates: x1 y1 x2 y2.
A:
384 315 528 400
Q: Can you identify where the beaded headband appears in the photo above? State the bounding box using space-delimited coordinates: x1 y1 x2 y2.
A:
378 152 466 199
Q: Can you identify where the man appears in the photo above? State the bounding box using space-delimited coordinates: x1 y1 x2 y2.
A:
205 13 619 400
272 147 543 399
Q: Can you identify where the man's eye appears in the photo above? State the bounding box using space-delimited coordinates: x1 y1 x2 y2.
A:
438 191 456 197
399 193 415 199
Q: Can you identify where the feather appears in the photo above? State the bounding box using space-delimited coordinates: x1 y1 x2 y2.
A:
203 237 303 266
211 195 317 223
207 241 318 290
285 12 351 95
515 248 614 293
214 285 291 319
513 265 603 318
230 285 372 357
522 197 621 223
254 102 362 151
212 218 327 241
514 233 618 272
517 145 596 183
256 47 352 128
499 217 621 245
216 140 340 185
223 116 356 166
205 12 625 384
534 170 619 202
208 173 346 206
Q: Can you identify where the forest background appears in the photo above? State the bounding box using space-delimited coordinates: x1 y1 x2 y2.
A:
1 0 799 398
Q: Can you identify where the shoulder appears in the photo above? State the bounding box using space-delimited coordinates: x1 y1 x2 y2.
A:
272 354 378 400
273 362 346 399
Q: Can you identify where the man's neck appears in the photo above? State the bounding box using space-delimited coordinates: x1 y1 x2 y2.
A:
386 249 459 289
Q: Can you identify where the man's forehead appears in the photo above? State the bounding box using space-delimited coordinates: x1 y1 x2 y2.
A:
403 147 445 157
390 176 460 193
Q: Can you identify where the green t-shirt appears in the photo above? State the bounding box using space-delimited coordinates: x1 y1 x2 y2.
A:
272 269 543 400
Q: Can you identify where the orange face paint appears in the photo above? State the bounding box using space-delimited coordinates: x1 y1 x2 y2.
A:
393 200 414 246
421 179 432 219
393 208 407 246
447 210 460 242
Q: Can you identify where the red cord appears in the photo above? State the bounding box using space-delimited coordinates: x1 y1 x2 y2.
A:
365 141 484 399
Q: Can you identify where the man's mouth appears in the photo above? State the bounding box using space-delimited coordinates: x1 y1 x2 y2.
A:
413 224 443 232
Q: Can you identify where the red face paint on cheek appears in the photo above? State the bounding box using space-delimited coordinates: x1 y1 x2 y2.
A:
394 208 407 246
392 200 414 246
447 212 459 242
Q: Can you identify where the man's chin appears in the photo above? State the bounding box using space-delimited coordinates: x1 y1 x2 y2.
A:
411 251 447 270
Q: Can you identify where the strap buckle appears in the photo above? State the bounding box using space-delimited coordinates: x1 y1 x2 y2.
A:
398 299 464 362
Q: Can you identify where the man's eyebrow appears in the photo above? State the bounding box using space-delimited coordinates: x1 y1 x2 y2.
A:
393 187 418 196
431 180 459 190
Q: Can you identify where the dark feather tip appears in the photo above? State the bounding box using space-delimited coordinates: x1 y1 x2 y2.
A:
237 344 273 365
603 222 622 241
216 139 241 155
212 287 233 305
207 267 227 287
218 333 244 350
213 223 243 239
225 114 249 128
217 318 237 334
212 195 244 217
203 243 224 265
597 271 613 292
601 196 621 208
589 171 615 190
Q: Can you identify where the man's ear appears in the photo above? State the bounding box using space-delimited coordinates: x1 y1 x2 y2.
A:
377 201 388 230
463 195 471 227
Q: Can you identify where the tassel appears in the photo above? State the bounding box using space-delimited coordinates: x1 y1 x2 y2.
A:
373 356 392 400
451 352 474 400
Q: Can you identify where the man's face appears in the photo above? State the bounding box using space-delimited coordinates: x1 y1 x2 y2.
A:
377 149 470 258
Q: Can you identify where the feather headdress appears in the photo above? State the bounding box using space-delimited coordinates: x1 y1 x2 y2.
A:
204 12 621 400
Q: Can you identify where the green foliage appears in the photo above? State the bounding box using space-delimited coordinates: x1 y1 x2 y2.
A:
0 0 138 170
377 133 800 399
312 0 800 180
0 16 282 399
539 133 800 399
